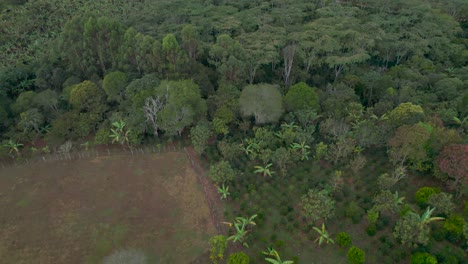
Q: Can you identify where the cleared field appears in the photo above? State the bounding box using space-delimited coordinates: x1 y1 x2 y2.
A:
0 152 216 263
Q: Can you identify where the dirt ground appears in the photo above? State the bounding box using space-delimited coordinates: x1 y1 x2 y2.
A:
0 152 217 263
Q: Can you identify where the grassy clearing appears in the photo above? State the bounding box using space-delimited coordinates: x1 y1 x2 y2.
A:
0 152 216 263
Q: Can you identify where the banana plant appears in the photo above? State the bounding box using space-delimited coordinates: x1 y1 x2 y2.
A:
222 214 257 247
392 191 405 209
109 120 131 145
290 141 311 161
312 223 334 246
254 163 274 177
413 207 444 228
262 247 294 264
217 184 230 200
280 122 299 130
3 139 23 156
242 138 262 158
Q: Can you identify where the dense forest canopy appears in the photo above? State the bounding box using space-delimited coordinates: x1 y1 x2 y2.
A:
0 0 467 263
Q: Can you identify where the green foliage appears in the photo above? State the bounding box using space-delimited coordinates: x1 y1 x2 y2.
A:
209 235 227 264
2 1 468 261
227 252 250 264
314 142 328 160
156 80 207 135
103 71 128 103
12 91 37 114
48 111 101 142
388 102 425 127
336 232 352 248
34 89 59 113
433 77 463 101
345 201 364 224
109 120 130 145
253 163 274 177
394 207 444 246
217 184 230 200
162 33 187 75
190 121 213 155
69 81 106 112
284 82 319 112
312 223 335 246
18 108 44 134
300 189 335 224
225 215 257 248
239 84 283 125
443 215 465 242
388 124 431 170
94 123 111 145
427 192 455 216
3 139 23 156
415 187 440 207
209 161 235 185
217 140 242 162
347 246 365 264
410 252 437 264
262 248 294 264
212 105 235 135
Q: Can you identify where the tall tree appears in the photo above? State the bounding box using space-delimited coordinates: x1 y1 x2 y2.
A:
209 34 247 84
181 24 202 60
239 84 284 125
162 33 185 75
156 80 206 135
303 5 376 81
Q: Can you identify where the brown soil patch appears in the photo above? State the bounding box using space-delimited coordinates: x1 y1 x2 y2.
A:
0 152 216 263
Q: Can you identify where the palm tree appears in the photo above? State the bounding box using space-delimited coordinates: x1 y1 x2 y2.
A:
262 248 294 264
412 207 444 228
254 163 274 177
109 120 130 145
312 223 335 246
290 141 311 161
3 140 23 157
217 184 230 200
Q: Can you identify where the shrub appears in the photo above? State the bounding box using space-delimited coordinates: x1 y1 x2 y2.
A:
366 224 377 236
336 232 352 248
300 189 335 224
415 187 440 207
210 235 227 264
209 161 235 185
410 252 437 264
435 245 465 263
430 224 447 241
345 201 364 224
227 252 250 264
284 82 319 112
347 246 365 264
94 122 111 145
443 214 465 242
102 249 147 264
427 192 455 216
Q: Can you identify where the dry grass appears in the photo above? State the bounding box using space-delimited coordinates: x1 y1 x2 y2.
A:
0 152 216 263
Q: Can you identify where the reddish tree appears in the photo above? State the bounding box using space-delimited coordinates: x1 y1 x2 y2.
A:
435 144 468 194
